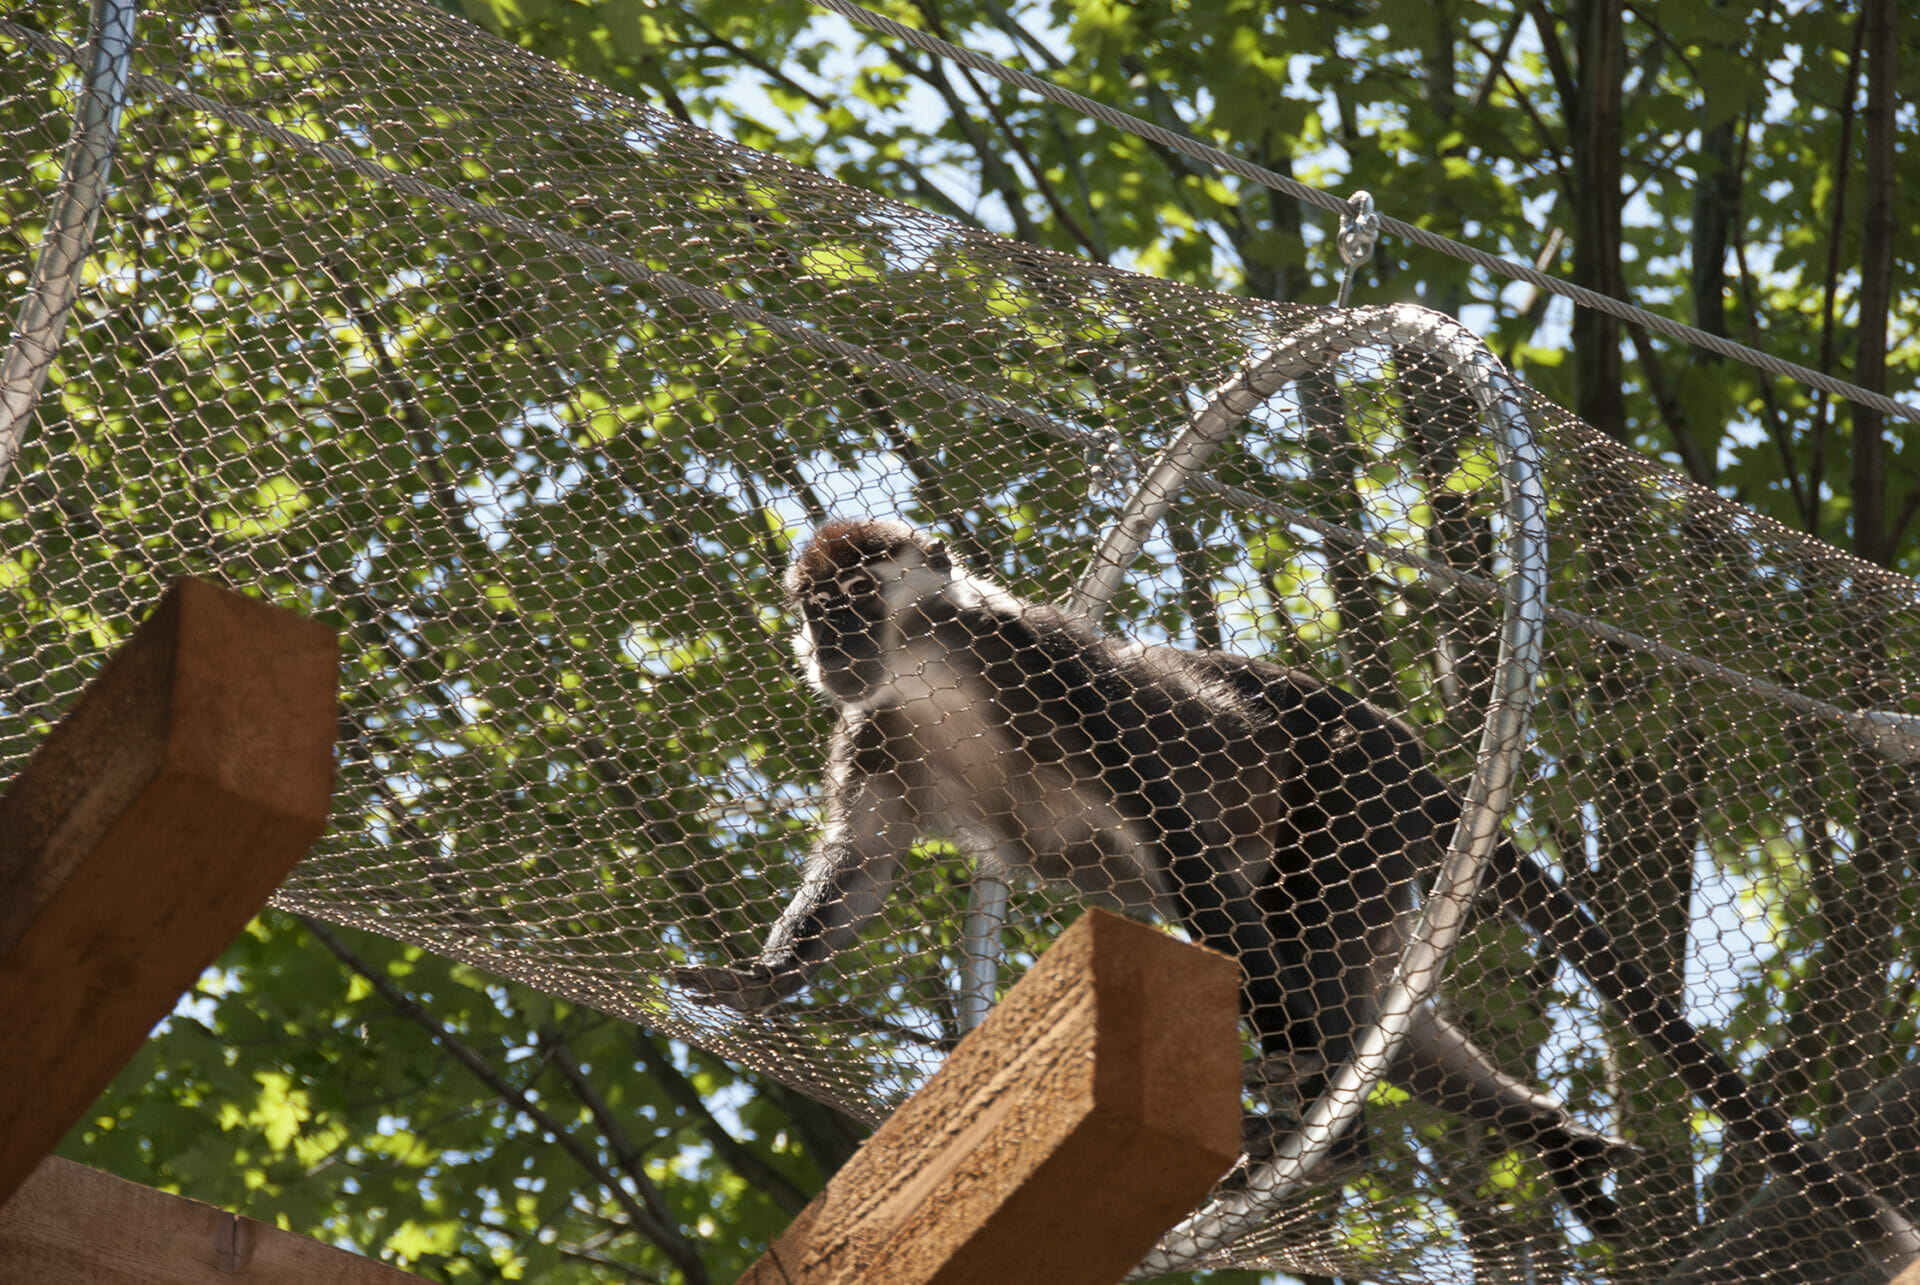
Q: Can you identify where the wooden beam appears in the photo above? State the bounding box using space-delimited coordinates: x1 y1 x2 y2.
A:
0 1156 420 1282
739 908 1242 1285
0 578 337 1204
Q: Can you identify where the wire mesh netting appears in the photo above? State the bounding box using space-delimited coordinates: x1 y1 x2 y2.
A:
6 2 1920 1280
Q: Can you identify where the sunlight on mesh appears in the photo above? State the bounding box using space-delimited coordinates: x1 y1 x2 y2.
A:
4 3 1919 1281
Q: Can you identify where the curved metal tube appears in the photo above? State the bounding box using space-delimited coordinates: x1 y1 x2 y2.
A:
0 0 138 490
1065 310 1365 623
1099 305 1549 1277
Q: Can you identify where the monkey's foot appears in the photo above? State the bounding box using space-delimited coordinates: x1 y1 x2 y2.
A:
1218 1105 1371 1194
672 961 806 1012
1537 1123 1640 1241
1246 1049 1331 1094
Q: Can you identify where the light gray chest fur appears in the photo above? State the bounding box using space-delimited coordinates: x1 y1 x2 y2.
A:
870 649 1175 914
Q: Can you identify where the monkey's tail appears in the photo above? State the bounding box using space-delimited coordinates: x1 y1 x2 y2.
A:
1489 836 1913 1246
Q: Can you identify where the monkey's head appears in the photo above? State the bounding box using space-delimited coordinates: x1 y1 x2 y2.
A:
785 518 953 705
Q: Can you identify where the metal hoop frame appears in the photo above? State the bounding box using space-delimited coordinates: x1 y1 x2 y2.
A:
1061 304 1548 1274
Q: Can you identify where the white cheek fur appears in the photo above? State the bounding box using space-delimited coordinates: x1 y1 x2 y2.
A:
960 572 1021 616
793 619 827 695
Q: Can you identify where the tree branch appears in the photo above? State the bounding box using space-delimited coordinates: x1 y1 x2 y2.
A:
681 15 980 229
539 1022 709 1271
892 49 1045 243
1469 4 1530 111
908 1 1101 253
1526 2 1578 113
631 1030 813 1214
1732 230 1811 526
1625 326 1712 485
1808 17 1866 537
302 918 713 1285
1850 0 1896 566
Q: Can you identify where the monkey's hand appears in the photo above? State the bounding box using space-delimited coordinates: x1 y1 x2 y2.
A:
673 958 809 1012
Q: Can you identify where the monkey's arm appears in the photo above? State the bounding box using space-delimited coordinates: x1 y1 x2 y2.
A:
676 773 912 1011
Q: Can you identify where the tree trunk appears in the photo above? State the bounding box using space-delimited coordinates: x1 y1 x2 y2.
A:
1850 0 1896 568
1567 0 1627 442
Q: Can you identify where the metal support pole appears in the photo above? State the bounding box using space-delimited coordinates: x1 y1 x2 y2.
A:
0 0 139 489
957 872 1011 1035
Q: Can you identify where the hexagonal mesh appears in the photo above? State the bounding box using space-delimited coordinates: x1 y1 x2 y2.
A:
5 3 1919 1280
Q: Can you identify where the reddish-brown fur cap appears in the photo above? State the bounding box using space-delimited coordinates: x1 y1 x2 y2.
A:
784 518 930 601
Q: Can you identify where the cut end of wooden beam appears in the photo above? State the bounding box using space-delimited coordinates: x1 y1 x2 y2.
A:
0 579 337 942
0 579 338 1203
743 909 1242 1285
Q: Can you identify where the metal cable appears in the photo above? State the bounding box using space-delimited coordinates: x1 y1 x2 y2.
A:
805 0 1920 427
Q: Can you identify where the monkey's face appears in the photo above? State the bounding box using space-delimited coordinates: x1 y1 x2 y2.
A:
786 522 956 708
793 562 893 704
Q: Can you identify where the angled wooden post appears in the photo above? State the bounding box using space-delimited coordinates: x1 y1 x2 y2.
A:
0 577 337 1204
739 908 1243 1285
2 1157 422 1282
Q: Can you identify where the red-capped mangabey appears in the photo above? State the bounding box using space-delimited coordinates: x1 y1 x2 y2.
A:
678 517 1907 1245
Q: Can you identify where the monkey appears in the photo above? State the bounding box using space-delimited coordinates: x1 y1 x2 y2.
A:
675 517 1909 1246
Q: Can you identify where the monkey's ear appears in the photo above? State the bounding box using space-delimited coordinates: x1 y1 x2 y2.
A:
923 538 952 573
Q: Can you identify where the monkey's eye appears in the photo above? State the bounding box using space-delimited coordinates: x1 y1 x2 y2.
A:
802 576 880 624
806 574 874 607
